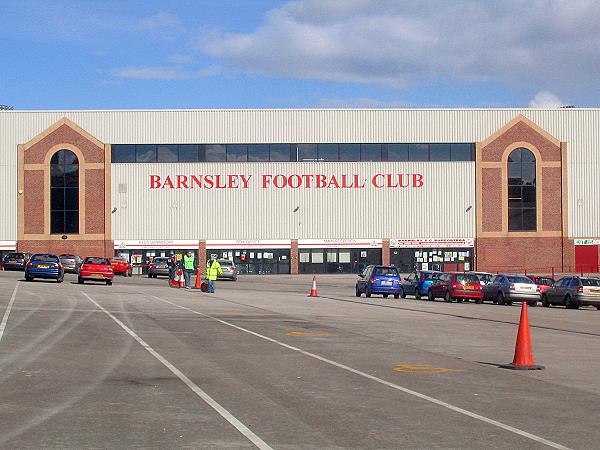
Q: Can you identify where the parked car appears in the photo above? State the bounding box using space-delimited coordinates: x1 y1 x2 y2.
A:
59 254 83 274
428 272 484 303
471 271 494 286
482 274 539 306
217 260 238 281
528 275 555 294
2 252 31 271
25 253 64 282
356 265 403 299
78 257 114 285
541 276 600 309
402 270 440 299
111 257 132 276
147 257 173 278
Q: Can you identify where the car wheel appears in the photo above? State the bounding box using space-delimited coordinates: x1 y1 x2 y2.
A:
505 299 513 306
365 286 372 298
394 293 400 299
25 276 33 282
427 289 434 301
400 289 406 298
565 295 578 309
383 294 389 298
415 289 421 300
147 273 152 278
444 291 453 303
233 277 238 282
528 301 537 307
355 286 361 297
541 294 550 307
496 292 505 305
475 297 483 304
106 280 113 286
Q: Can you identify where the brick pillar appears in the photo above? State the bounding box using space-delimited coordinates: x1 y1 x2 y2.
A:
291 240 299 274
382 239 390 265
105 240 114 259
198 240 207 277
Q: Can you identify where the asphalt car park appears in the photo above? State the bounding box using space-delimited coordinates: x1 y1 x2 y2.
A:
1 270 600 449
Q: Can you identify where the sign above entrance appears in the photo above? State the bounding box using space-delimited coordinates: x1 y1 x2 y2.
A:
114 240 199 249
298 239 382 249
574 239 600 246
206 240 291 249
390 238 474 248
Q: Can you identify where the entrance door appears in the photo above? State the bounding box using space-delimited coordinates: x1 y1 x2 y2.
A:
575 245 599 273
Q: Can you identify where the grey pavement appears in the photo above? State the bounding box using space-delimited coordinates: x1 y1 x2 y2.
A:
1 271 599 449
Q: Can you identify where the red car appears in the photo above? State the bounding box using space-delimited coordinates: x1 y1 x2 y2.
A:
528 275 554 294
111 257 132 276
428 272 484 303
78 257 114 285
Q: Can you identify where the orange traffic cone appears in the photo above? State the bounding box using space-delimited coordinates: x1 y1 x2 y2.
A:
501 302 545 370
176 269 185 288
194 267 202 289
308 276 318 297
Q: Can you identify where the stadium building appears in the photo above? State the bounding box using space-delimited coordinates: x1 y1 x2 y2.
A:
0 108 598 275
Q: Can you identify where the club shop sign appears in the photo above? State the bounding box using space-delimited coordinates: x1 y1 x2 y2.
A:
148 173 425 190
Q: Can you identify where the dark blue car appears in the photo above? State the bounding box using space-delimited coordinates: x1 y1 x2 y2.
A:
356 265 403 298
402 270 440 299
25 253 64 283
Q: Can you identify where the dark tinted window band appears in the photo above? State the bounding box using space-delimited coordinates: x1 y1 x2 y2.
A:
112 143 475 163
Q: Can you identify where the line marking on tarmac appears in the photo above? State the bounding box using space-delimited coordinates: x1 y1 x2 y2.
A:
150 294 571 450
81 292 273 450
393 363 464 373
0 283 19 345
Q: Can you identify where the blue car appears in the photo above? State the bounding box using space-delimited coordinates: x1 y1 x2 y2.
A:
402 270 440 299
25 253 64 283
356 265 403 298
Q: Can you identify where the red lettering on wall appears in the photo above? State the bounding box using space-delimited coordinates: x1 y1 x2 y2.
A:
191 175 202 188
150 175 161 189
316 175 327 188
240 174 252 188
262 174 272 188
162 176 174 189
372 174 385 188
412 173 424 187
176 175 189 189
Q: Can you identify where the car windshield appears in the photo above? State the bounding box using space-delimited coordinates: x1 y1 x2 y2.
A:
456 274 480 283
507 276 533 284
84 257 110 265
374 267 399 277
153 258 169 263
111 258 126 262
421 272 437 280
581 279 600 287
535 277 554 286
5 253 25 259
31 254 58 262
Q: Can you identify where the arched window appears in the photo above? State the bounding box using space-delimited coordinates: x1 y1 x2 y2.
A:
508 147 536 231
50 150 79 234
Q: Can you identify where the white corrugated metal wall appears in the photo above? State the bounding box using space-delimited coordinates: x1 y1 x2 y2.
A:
1 109 599 241
111 162 475 240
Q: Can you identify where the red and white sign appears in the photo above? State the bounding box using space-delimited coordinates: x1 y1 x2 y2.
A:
206 240 291 249
114 240 199 249
148 173 424 190
0 241 16 250
298 239 382 249
390 238 474 248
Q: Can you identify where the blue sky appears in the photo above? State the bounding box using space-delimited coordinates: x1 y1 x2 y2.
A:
1 0 599 110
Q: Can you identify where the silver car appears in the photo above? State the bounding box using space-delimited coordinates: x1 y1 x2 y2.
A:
59 254 83 274
482 274 540 306
541 276 600 310
471 271 494 286
217 260 238 281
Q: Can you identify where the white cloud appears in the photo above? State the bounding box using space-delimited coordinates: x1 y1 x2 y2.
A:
199 0 600 91
111 66 220 80
528 91 565 108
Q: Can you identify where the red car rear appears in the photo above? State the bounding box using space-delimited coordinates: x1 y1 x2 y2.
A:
78 257 114 285
428 272 484 303
111 257 132 276
528 275 554 294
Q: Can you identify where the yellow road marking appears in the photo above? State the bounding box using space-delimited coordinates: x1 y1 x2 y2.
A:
286 331 333 337
393 363 464 373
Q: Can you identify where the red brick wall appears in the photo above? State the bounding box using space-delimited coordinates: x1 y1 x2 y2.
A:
85 169 105 234
481 168 502 232
541 167 562 232
25 124 104 164
382 239 390 265
23 171 44 234
481 121 561 162
20 240 108 259
291 240 299 274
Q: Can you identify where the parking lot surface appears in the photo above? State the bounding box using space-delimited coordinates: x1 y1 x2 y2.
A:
1 271 599 449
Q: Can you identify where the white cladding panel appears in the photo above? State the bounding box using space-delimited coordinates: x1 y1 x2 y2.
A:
1 108 599 240
111 162 475 240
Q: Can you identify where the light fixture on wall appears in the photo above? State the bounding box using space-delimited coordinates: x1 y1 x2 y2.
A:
111 207 118 214
465 205 473 212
